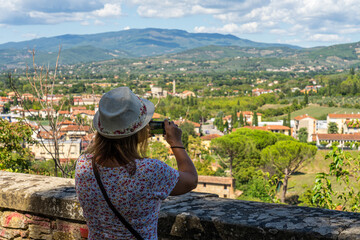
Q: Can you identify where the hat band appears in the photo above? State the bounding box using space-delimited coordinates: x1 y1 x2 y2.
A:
97 99 148 136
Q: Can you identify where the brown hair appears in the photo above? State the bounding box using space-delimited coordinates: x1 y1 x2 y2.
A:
86 125 149 172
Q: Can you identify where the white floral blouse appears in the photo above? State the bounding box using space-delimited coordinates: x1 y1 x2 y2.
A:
75 154 179 240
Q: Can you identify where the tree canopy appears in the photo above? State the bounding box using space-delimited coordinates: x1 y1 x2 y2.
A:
0 119 36 172
261 141 317 202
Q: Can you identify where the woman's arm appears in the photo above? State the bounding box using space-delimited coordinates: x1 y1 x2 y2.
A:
164 119 198 196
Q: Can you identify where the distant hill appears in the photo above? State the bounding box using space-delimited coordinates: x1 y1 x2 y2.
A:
0 28 300 68
0 28 359 71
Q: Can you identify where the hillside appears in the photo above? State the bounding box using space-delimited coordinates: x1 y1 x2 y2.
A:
0 28 360 71
0 28 299 69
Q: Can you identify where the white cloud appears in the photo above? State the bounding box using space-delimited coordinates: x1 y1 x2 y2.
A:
308 34 345 42
94 19 105 25
93 3 121 17
124 26 131 30
0 0 121 25
0 0 360 46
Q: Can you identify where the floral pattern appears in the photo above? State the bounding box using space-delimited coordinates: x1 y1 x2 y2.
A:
98 99 147 135
75 154 179 240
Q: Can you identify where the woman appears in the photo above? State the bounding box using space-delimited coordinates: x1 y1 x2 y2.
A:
75 87 198 240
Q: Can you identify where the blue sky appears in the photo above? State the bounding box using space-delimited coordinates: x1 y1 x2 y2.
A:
0 0 359 48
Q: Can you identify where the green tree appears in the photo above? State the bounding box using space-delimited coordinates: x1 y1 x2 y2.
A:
194 155 216 176
179 121 196 149
253 112 258 126
328 122 339 134
231 111 238 129
261 141 317 203
0 119 36 172
303 92 309 106
350 67 355 75
148 141 169 160
287 111 291 128
309 147 360 212
298 127 308 143
211 133 255 177
239 112 244 127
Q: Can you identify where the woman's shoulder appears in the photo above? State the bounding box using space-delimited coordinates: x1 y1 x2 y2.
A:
77 153 92 164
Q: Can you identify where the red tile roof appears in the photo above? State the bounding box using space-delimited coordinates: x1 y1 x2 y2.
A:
60 125 91 132
264 125 291 130
294 114 317 121
174 120 201 128
236 111 262 117
38 131 65 139
328 114 360 119
152 112 166 119
315 134 360 141
198 175 234 185
200 134 222 141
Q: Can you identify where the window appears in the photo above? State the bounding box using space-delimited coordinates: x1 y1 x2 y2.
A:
224 185 227 190
224 194 227 198
203 183 206 187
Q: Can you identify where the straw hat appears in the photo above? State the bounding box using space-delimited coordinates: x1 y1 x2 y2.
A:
93 87 154 139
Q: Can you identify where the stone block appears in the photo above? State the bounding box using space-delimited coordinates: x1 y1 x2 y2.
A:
53 231 75 240
0 227 27 239
55 220 84 239
0 212 27 229
28 224 51 240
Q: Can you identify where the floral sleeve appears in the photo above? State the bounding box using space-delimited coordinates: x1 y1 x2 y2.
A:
151 159 179 200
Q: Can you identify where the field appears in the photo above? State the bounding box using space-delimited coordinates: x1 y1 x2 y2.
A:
270 104 360 121
287 149 360 202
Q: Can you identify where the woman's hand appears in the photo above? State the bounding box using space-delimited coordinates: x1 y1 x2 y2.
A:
164 119 183 147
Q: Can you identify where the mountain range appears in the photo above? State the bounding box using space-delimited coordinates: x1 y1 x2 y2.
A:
0 28 359 70
0 28 300 67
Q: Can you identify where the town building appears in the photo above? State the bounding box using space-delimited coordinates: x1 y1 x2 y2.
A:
193 175 236 199
294 114 317 142
243 125 292 136
29 139 81 162
327 113 360 134
314 133 360 148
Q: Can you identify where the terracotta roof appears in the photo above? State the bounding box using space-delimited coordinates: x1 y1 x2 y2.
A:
242 125 290 131
57 120 76 126
294 114 317 121
264 125 291 130
198 175 234 185
72 110 95 116
242 126 267 131
152 112 166 119
174 120 201 128
58 110 70 114
315 134 360 141
328 114 360 119
200 134 222 141
81 133 95 141
236 111 262 117
60 125 91 132
71 106 87 111
38 131 65 139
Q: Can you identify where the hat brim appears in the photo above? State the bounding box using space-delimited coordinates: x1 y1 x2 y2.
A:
93 98 155 139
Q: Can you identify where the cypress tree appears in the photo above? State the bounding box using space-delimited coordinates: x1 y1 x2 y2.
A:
239 112 244 127
287 111 291 128
253 112 258 126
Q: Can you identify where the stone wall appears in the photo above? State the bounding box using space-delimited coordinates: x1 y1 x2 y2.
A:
1 171 360 240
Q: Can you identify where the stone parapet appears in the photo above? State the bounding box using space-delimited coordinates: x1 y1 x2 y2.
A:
1 171 360 239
